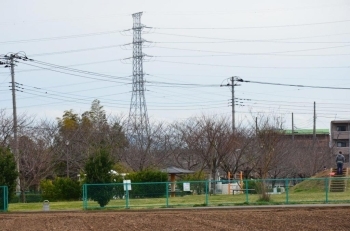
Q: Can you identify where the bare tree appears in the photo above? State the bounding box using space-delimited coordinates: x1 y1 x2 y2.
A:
169 119 206 172
0 109 13 147
248 114 291 200
171 115 238 193
220 125 256 179
122 120 173 171
289 139 331 178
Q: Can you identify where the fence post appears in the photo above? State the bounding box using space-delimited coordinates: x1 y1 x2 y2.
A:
82 184 87 210
1 186 8 212
125 183 130 209
205 180 208 206
325 177 329 204
244 179 249 204
5 186 8 212
1 186 3 211
166 182 169 208
285 179 289 204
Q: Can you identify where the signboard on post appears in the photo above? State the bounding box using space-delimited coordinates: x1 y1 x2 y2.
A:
183 182 190 191
123 180 131 191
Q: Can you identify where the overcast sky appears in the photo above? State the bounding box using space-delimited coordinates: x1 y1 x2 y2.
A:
1 0 349 130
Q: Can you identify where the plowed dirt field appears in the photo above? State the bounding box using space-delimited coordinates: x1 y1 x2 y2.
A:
1 206 350 231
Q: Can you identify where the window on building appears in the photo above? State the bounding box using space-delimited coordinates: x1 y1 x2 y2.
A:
336 125 347 131
337 141 347 147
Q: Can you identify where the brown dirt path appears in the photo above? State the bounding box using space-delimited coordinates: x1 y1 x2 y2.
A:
1 207 350 231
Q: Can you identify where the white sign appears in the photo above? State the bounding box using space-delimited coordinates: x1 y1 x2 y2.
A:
183 182 190 191
123 180 131 191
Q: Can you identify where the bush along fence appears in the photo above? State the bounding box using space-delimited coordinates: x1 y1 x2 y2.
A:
82 177 350 210
0 186 8 212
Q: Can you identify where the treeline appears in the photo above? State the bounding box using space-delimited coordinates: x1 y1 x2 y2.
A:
0 100 331 202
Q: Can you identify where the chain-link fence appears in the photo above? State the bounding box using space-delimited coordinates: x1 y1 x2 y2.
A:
82 177 350 209
0 186 8 212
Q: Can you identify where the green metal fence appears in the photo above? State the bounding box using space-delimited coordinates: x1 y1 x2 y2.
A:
82 177 350 210
0 186 8 212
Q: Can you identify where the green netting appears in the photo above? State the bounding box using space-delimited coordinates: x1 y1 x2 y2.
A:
82 177 350 210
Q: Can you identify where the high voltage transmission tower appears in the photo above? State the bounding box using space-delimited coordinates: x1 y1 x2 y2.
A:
128 12 150 142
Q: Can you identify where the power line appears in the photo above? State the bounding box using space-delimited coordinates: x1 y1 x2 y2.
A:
0 58 127 76
155 18 350 30
154 53 350 57
145 3 349 15
17 60 131 84
147 80 217 87
0 30 123 44
240 79 350 90
150 44 350 55
153 60 350 69
152 31 350 43
30 44 124 57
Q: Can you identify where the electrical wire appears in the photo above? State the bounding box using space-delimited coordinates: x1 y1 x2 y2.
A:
30 45 124 57
241 79 350 90
155 19 350 30
17 61 131 84
0 30 123 44
151 32 350 43
153 60 350 69
149 44 350 55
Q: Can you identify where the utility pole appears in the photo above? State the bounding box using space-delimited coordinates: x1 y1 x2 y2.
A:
10 56 19 192
231 77 235 134
292 113 294 142
0 52 32 196
313 101 316 143
127 12 150 145
66 140 70 178
220 76 242 134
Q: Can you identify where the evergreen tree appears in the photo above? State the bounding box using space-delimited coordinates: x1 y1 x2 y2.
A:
84 148 114 207
0 147 18 202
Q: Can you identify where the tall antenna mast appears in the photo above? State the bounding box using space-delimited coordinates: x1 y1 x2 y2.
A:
128 12 150 141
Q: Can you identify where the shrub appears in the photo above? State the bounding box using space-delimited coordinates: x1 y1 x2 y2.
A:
0 147 18 203
244 180 258 194
84 148 114 207
40 177 81 201
10 193 42 203
40 180 55 201
178 171 207 195
126 169 168 198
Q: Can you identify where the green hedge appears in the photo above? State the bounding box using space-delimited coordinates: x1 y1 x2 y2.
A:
40 177 81 201
124 169 168 198
10 193 42 203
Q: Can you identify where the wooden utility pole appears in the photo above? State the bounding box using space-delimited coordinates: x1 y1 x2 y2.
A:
292 112 294 142
313 102 316 143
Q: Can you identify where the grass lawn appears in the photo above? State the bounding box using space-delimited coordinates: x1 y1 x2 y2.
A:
9 201 83 212
8 190 350 212
7 176 350 212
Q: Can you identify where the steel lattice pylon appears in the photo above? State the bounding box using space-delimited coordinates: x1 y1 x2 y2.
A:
128 12 150 142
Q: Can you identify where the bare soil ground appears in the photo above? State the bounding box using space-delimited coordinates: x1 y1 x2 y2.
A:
1 206 350 231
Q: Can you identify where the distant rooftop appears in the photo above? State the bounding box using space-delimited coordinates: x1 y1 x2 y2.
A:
331 120 350 124
161 166 194 174
284 129 329 135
